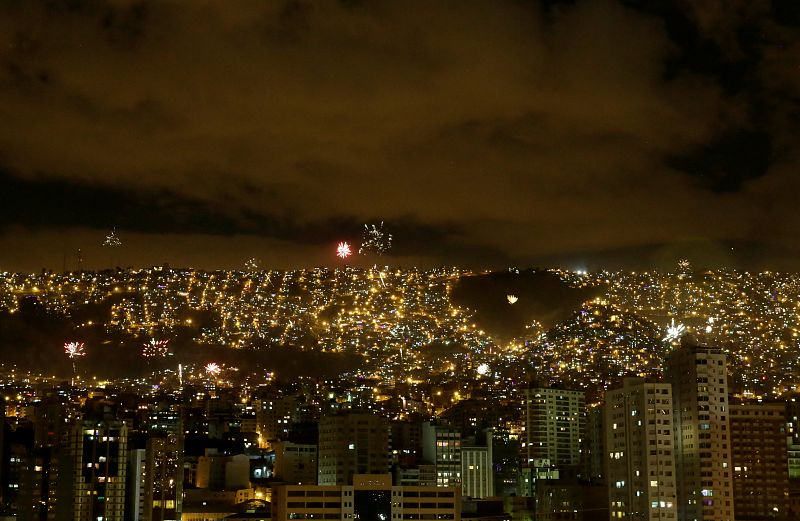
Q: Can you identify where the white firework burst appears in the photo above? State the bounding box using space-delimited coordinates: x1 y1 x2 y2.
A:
142 338 169 358
103 229 122 248
476 363 490 376
507 294 518 305
359 222 392 255
64 341 86 359
205 362 221 376
336 242 352 259
64 341 86 376
663 318 686 342
244 258 260 272
678 259 690 270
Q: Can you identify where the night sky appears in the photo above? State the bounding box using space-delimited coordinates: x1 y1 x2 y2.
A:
1 1 798 272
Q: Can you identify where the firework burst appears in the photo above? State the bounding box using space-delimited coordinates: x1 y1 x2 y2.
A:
663 318 686 343
205 362 221 377
64 341 86 359
507 294 518 305
103 229 122 248
245 258 260 272
64 341 86 378
142 338 169 358
336 242 352 259
359 222 392 255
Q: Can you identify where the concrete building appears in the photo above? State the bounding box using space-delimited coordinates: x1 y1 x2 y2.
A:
66 420 129 521
143 430 183 521
605 377 677 520
196 450 250 491
786 399 800 479
666 341 734 521
522 387 584 471
273 441 317 485
390 420 422 467
729 402 790 520
126 448 146 521
318 412 389 486
582 404 605 484
273 473 460 520
422 422 462 488
255 396 295 448
461 429 494 499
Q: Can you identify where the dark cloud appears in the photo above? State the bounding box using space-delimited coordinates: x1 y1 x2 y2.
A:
667 128 773 192
0 0 798 271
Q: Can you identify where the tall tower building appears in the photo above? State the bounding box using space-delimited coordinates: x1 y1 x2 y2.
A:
422 422 462 488
143 429 183 521
666 341 734 521
522 387 584 470
605 377 677 520
785 399 800 478
318 412 389 486
729 402 789 520
582 404 605 484
255 395 295 448
67 420 129 521
461 429 493 499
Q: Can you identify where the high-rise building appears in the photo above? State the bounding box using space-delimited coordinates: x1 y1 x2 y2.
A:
255 396 295 448
390 420 422 467
666 341 734 521
729 402 789 520
1 421 32 518
19 399 68 521
605 377 677 520
422 422 462 488
461 446 492 500
273 441 317 485
318 412 389 486
143 430 184 521
785 398 800 479
522 387 585 470
272 473 461 521
582 404 605 484
66 420 129 521
127 449 147 521
128 407 185 521
461 428 493 499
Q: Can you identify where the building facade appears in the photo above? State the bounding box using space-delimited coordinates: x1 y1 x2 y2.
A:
666 341 734 521
422 422 462 488
522 387 584 471
67 420 129 521
318 413 389 486
273 441 317 485
273 473 460 520
729 402 790 520
605 377 677 520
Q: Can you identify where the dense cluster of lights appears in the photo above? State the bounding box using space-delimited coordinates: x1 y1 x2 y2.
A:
0 266 798 398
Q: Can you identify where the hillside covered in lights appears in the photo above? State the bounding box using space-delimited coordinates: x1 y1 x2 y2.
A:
0 266 798 396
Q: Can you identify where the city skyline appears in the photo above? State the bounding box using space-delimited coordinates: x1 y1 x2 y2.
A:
1 2 799 271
